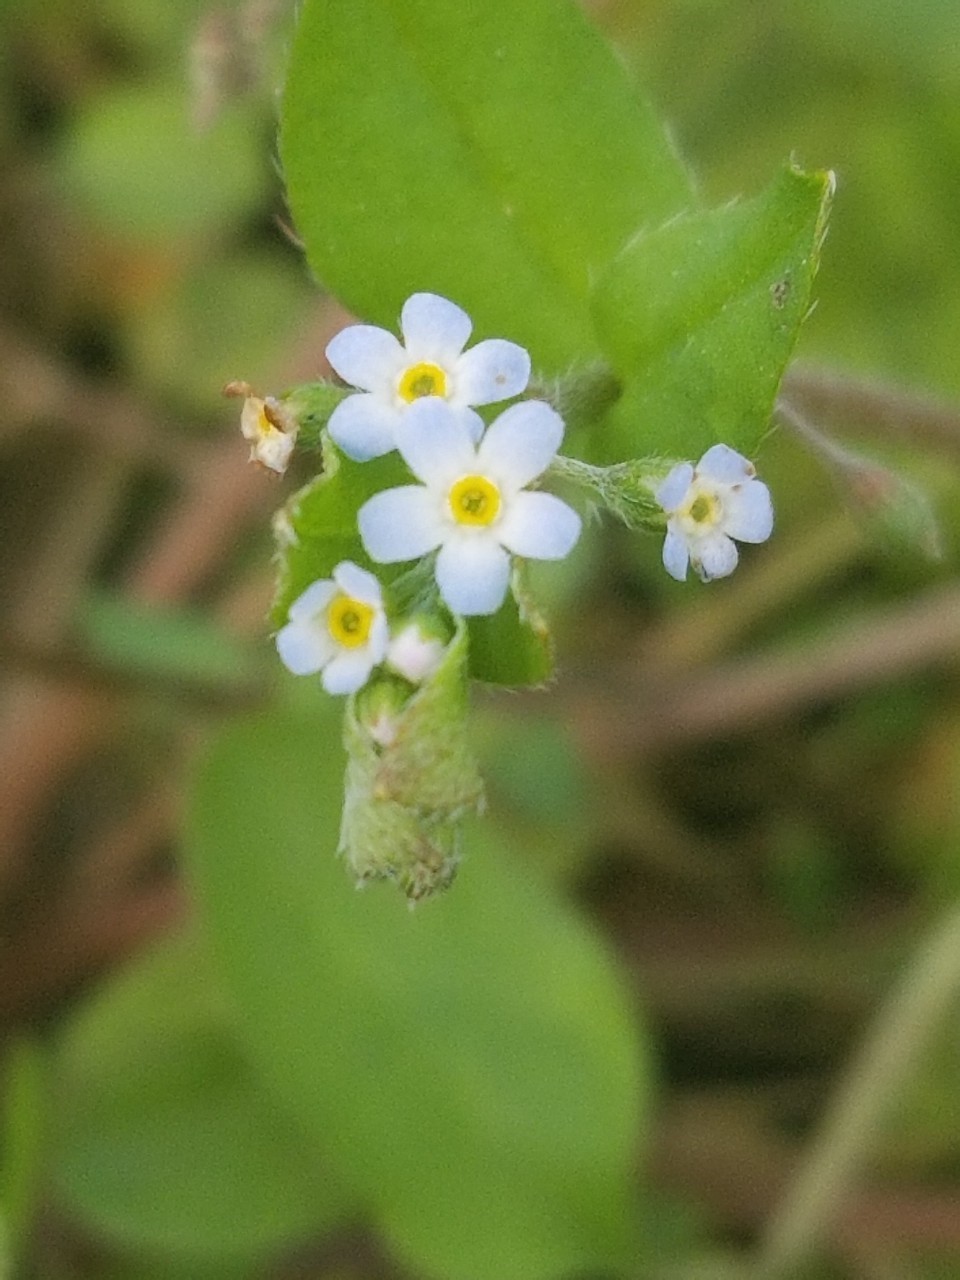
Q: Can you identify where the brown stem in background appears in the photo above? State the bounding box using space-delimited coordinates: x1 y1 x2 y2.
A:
574 580 960 761
0 323 202 473
784 364 960 457
653 1092 960 1256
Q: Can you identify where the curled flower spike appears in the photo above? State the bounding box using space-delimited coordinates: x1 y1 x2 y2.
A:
238 393 298 475
656 444 773 582
358 398 581 616
275 561 389 694
325 292 531 462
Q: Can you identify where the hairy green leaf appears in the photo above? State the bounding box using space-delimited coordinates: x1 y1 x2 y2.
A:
271 442 408 627
592 165 834 460
280 0 692 370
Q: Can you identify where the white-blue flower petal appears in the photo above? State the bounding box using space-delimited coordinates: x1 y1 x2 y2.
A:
287 579 337 623
276 619 335 675
454 339 531 406
359 486 445 563
695 534 739 581
435 536 511 616
326 324 404 393
322 649 376 695
328 394 399 461
662 526 690 581
393 399 480 487
656 463 695 513
333 561 384 606
698 443 754 484
497 491 581 559
477 400 564 491
724 481 774 543
400 293 472 364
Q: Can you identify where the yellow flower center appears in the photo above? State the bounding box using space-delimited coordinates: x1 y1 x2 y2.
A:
327 595 375 649
398 361 448 403
448 474 502 527
683 488 721 528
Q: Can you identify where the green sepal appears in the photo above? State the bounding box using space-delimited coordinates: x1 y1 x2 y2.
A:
592 164 834 461
466 570 554 687
271 438 408 629
340 621 484 901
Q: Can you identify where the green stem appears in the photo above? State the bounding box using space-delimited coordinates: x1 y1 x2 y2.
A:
547 454 669 531
753 900 960 1278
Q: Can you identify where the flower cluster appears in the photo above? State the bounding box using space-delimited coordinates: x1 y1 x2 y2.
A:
240 292 774 696
276 561 445 696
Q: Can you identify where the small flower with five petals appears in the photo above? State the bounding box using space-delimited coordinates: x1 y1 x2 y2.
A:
656 444 774 582
275 561 389 694
358 398 581 617
325 292 531 462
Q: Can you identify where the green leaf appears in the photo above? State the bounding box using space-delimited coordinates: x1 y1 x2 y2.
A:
592 165 834 460
186 706 647 1280
466 574 554 686
280 0 692 370
53 933 351 1261
272 442 408 627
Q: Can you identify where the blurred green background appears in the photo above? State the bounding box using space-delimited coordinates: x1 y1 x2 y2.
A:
4 0 960 1277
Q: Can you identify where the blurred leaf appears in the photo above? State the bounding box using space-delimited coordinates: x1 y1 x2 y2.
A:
186 706 647 1280
53 933 350 1261
129 253 312 412
592 165 833 459
876 995 960 1174
280 0 692 370
271 443 409 627
767 817 843 932
476 714 588 833
57 86 266 244
473 712 593 880
0 1040 46 1269
75 591 264 693
97 1254 258 1280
